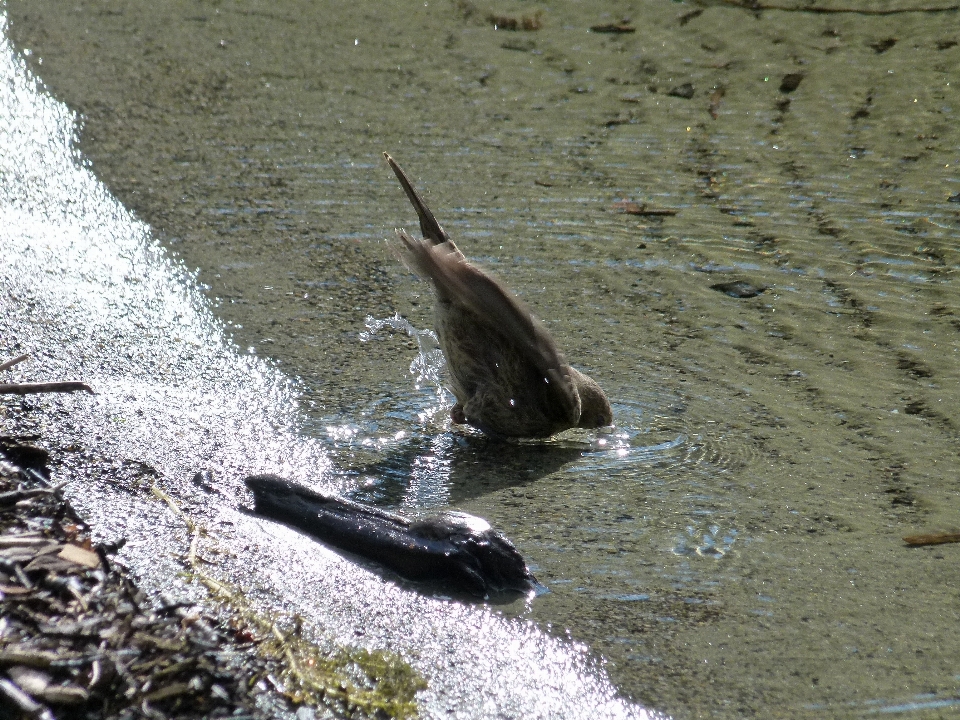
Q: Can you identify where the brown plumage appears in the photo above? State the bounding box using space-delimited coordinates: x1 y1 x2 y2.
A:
384 152 613 438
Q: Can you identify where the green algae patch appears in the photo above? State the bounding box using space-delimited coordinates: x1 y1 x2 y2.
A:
149 485 426 719
195 571 427 720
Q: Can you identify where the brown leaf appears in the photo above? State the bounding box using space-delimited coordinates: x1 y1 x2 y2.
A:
779 73 804 93
0 584 34 596
42 684 89 706
58 543 101 569
25 554 83 573
590 23 636 34
6 666 51 697
0 648 73 668
709 87 726 119
710 280 767 298
903 531 960 546
612 201 679 217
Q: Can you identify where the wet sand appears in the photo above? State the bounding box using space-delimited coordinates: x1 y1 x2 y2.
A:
8 1 960 717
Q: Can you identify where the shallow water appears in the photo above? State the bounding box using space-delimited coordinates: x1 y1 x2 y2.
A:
0 16 649 720
5 1 960 718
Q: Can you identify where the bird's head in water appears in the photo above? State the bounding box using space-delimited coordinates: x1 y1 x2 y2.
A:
573 369 613 429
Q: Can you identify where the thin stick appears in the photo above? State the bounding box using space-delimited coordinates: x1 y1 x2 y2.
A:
187 526 201 568
0 354 30 373
0 382 95 395
903 531 960 547
723 0 959 14
0 678 52 719
0 482 71 506
150 485 197 534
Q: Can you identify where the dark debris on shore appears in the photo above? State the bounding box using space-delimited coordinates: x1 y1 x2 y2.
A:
0 357 425 720
0 434 285 720
0 424 425 720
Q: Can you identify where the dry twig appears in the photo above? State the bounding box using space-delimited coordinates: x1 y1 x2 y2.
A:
903 531 960 547
0 354 30 373
721 0 959 14
0 382 95 396
0 354 95 395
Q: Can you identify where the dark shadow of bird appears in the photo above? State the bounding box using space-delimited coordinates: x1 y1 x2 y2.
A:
341 434 589 506
384 152 612 438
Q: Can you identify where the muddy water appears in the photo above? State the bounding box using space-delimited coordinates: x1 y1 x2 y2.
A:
6 1 960 718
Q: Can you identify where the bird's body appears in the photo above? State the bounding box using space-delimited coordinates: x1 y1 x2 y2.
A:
384 152 612 438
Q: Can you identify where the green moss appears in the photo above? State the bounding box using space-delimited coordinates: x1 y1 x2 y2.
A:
195 572 426 720
149 485 426 719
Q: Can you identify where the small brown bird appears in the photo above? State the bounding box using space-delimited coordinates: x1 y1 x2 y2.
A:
384 152 613 438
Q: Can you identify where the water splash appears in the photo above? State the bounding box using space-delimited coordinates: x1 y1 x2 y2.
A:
361 313 449 412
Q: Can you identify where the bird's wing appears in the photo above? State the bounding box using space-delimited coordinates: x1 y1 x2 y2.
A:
462 381 578 438
397 230 580 425
384 152 462 255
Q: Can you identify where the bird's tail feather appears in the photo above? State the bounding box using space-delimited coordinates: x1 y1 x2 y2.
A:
384 152 459 252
